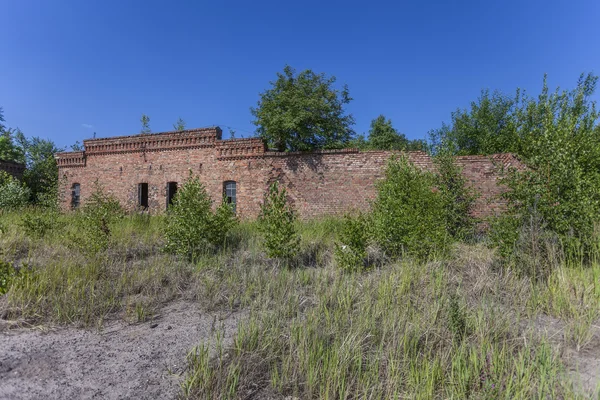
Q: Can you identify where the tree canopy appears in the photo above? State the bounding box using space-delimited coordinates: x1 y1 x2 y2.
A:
354 115 426 151
251 65 355 151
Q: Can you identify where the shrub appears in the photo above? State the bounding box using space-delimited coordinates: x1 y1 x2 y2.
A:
0 259 19 295
164 175 237 258
433 153 478 239
0 171 30 210
258 181 300 263
69 182 124 255
335 213 369 272
20 210 57 239
371 156 449 259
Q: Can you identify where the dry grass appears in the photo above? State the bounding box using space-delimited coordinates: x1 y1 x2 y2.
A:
1 209 599 398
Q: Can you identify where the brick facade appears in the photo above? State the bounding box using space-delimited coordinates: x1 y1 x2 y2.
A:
55 127 520 219
0 159 25 180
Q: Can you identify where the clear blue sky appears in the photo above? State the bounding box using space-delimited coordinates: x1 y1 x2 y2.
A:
1 0 598 149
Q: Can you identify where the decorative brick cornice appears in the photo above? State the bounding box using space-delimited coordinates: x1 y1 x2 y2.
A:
215 138 266 160
55 151 86 168
0 159 26 177
83 127 222 156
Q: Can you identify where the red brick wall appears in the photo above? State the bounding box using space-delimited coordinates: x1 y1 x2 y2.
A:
0 159 25 180
56 128 521 219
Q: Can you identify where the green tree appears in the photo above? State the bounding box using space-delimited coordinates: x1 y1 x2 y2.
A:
0 171 30 209
433 153 478 239
371 156 449 259
251 65 355 151
500 74 600 259
429 89 520 155
141 114 151 134
173 117 186 131
15 132 62 205
367 115 410 150
164 174 237 258
0 108 25 163
258 181 300 262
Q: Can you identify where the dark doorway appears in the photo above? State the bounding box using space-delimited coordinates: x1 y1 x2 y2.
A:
138 183 149 209
167 181 178 209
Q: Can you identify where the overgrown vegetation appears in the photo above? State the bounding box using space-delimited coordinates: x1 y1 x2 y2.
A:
371 155 450 259
164 174 237 259
258 181 300 263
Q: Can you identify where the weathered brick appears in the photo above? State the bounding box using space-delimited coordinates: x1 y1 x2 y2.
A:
55 127 523 219
0 159 25 180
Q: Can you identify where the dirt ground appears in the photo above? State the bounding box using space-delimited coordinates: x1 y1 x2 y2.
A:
0 302 242 400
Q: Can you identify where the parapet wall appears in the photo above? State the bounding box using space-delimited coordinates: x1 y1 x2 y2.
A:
0 159 26 180
56 127 522 219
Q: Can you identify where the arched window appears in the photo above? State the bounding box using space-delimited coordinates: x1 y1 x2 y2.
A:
71 183 80 209
224 181 236 213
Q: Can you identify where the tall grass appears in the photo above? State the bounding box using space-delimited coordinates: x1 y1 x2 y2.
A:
0 209 598 397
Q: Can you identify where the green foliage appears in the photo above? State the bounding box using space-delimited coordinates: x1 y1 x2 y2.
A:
501 74 600 261
334 213 369 272
371 156 449 259
140 114 151 134
433 153 478 239
20 210 58 239
364 115 426 151
164 175 237 258
429 89 521 156
0 259 19 295
173 117 186 131
69 182 124 256
251 65 355 151
448 294 467 341
15 131 62 205
0 171 31 209
258 181 300 262
0 108 25 163
432 73 600 263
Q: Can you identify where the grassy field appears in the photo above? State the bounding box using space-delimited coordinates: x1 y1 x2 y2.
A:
1 209 600 398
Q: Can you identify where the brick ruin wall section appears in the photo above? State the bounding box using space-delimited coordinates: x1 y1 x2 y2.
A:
0 159 25 180
56 128 520 220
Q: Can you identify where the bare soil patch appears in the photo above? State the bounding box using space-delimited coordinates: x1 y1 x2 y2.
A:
0 301 241 400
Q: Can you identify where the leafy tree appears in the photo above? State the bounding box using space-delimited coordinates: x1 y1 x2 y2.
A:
164 174 237 258
0 108 25 163
251 65 355 151
371 156 449 259
499 74 600 259
173 117 186 131
0 171 30 209
367 115 410 150
141 114 151 134
433 153 478 239
429 89 520 155
15 132 62 205
258 181 300 262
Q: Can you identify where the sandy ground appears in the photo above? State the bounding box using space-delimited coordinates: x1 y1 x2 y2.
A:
0 302 242 400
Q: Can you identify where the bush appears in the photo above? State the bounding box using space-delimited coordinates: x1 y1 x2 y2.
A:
164 175 237 258
335 213 369 272
69 182 124 256
20 210 58 239
433 153 478 239
371 156 450 259
258 181 300 263
0 259 20 295
0 171 30 210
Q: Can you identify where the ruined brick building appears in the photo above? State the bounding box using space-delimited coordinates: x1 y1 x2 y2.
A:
0 159 25 180
55 127 520 219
